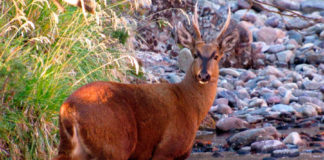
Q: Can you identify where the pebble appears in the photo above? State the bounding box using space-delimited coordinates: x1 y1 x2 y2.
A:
216 117 249 132
271 149 300 158
251 140 286 153
283 132 303 145
271 104 296 113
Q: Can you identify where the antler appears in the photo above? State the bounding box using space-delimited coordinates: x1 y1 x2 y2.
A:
216 7 232 43
192 3 203 43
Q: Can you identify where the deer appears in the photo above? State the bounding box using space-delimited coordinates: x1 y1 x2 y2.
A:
54 4 237 160
52 0 96 14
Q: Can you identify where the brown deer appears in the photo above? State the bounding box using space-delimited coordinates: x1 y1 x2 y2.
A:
55 4 236 160
52 0 96 13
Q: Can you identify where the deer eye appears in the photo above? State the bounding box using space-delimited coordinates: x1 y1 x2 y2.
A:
193 51 201 59
214 55 218 60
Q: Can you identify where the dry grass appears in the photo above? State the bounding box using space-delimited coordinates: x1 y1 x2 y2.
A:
0 0 150 159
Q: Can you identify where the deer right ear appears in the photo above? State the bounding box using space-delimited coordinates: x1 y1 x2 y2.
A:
177 22 194 49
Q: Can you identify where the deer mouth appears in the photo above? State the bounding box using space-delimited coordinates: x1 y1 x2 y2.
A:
198 80 209 84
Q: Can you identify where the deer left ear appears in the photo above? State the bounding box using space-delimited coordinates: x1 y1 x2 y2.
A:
219 31 239 54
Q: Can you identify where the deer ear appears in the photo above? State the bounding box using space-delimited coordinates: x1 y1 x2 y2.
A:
219 31 239 54
177 22 194 49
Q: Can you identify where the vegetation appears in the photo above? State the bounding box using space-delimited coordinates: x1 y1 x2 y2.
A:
0 0 143 159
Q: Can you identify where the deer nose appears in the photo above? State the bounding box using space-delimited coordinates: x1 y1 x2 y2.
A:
198 72 211 82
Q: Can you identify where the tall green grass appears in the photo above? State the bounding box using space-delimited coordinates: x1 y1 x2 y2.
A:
0 0 144 159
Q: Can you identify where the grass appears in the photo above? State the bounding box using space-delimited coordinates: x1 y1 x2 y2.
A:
0 0 146 159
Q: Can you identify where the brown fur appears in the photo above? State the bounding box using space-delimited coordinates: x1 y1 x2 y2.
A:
54 6 232 160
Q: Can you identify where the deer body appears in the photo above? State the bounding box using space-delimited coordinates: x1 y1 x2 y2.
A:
55 4 236 160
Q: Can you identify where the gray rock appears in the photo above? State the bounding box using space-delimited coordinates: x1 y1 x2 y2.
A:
287 30 303 44
238 0 250 9
274 0 301 11
265 16 280 28
282 90 292 104
215 104 233 114
283 132 303 145
246 114 264 123
219 68 240 77
227 127 280 149
256 27 278 44
268 44 286 53
164 73 181 83
293 89 323 99
298 104 318 117
239 70 256 82
271 104 296 113
276 50 294 63
271 79 283 88
301 0 324 13
286 17 311 30
177 48 193 72
271 149 300 158
303 80 323 90
320 31 324 40
216 117 249 132
304 35 318 44
249 98 267 107
236 88 251 100
251 140 287 153
213 98 229 105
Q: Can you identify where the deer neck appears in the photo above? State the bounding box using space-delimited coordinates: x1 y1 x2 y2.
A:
176 68 218 123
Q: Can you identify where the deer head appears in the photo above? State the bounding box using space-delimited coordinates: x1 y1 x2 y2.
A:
177 4 237 84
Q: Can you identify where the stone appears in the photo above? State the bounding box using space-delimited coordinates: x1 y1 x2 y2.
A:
287 30 303 44
177 48 193 72
298 103 318 117
251 140 287 153
271 79 283 88
213 98 229 106
219 68 240 77
301 0 324 13
199 114 216 130
238 0 250 9
276 50 294 63
236 88 250 100
239 70 256 82
283 83 298 90
216 117 249 132
227 127 280 149
303 80 323 90
164 73 181 83
256 27 278 44
263 66 284 77
215 104 233 114
267 44 286 53
246 114 264 123
249 98 267 107
274 0 301 11
283 132 303 145
237 146 251 155
271 149 300 158
286 17 311 30
320 31 324 40
265 16 280 28
271 104 296 113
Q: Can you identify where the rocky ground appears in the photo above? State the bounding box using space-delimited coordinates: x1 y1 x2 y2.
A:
133 0 324 159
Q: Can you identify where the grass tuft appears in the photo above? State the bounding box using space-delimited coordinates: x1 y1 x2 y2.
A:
0 0 147 159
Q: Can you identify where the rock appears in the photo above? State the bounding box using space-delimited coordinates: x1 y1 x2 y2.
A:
164 73 181 83
177 48 193 72
298 103 318 117
265 95 281 104
251 140 287 153
293 89 323 99
263 66 284 77
216 117 249 132
238 0 250 9
256 27 278 44
271 79 283 88
320 31 324 40
304 35 318 43
265 16 280 28
219 68 240 77
271 149 300 158
239 70 256 82
283 132 303 145
274 0 300 11
267 44 286 53
281 90 292 104
276 50 294 63
249 98 267 107
303 80 323 90
213 98 229 106
286 17 311 30
237 146 251 155
246 114 264 123
287 30 303 44
215 104 233 114
301 0 324 13
236 88 250 100
271 104 296 113
217 91 238 107
283 83 298 90
199 114 216 130
227 127 280 149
